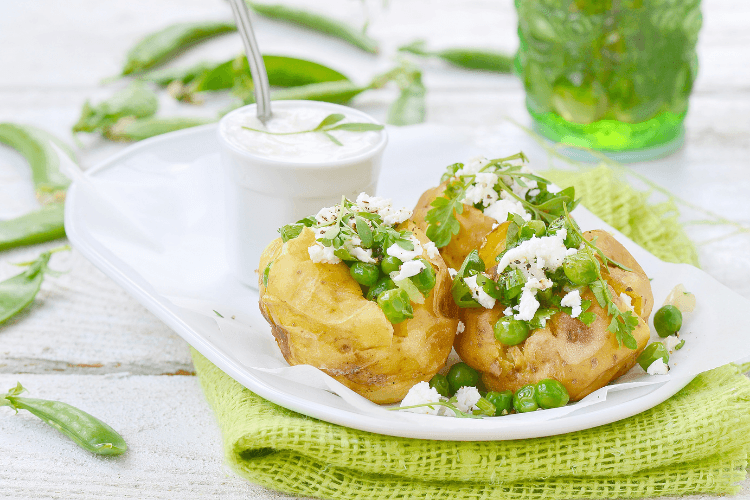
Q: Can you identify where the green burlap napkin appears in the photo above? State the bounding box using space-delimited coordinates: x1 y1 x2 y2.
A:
192 165 750 499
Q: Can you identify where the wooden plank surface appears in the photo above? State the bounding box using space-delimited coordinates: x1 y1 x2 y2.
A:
1 0 749 498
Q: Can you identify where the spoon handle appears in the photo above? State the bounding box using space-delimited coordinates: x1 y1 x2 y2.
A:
228 0 272 123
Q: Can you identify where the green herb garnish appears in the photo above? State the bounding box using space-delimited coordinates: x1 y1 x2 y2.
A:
242 113 383 146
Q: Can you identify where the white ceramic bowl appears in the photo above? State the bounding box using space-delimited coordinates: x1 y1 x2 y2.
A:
217 100 388 287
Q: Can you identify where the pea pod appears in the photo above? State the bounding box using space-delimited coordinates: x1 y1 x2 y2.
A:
73 81 158 134
103 116 214 142
0 247 67 325
140 61 217 87
0 203 66 252
248 2 379 54
268 80 370 105
399 40 513 73
121 20 236 75
0 124 73 251
1 383 127 456
0 123 71 196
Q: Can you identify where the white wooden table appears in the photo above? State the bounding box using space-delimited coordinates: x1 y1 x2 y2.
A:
1 1 749 498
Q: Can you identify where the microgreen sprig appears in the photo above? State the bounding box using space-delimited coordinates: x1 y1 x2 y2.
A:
242 113 383 146
391 396 496 418
425 152 579 248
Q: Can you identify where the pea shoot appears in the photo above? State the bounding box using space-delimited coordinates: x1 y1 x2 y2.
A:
242 113 384 146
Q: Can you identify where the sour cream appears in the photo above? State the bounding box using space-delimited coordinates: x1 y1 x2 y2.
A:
220 105 383 163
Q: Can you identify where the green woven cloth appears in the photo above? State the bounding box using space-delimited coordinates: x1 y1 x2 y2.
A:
192 165 750 499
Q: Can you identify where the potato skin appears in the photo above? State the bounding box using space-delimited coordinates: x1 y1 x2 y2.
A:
258 223 458 404
411 182 497 270
454 230 653 401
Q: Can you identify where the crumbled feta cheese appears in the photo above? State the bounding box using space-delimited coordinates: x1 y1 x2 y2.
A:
391 259 427 281
351 246 376 264
663 335 681 352
424 241 439 259
400 382 442 415
483 199 531 223
461 172 499 207
457 321 465 334
453 386 482 412
315 206 338 224
646 358 669 375
565 247 579 257
386 236 423 262
354 193 412 226
491 223 499 230
464 275 496 309
504 307 514 317
619 293 634 312
515 288 540 321
448 268 458 278
561 290 583 318
308 243 341 264
454 156 489 177
497 232 570 274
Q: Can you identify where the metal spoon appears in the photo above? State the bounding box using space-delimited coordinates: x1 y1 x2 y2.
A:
228 0 272 123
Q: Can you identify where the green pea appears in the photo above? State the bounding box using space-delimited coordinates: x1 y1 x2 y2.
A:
562 252 599 285
519 219 546 240
494 317 531 346
377 288 413 324
485 390 514 416
429 374 451 398
534 379 570 409
513 385 539 413
1 383 127 456
637 342 670 371
350 262 381 287
380 256 403 275
653 305 682 338
410 258 436 294
366 276 395 301
447 362 480 393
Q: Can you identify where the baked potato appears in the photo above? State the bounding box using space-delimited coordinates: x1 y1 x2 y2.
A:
258 222 458 404
454 229 653 401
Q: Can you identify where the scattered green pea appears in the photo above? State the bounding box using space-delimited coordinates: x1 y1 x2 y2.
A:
637 342 670 371
534 379 570 409
429 373 451 398
377 288 413 324
1 383 127 456
513 385 539 413
447 362 480 393
410 258 436 294
653 305 682 338
485 390 514 416
350 262 381 287
562 251 599 285
494 316 531 346
366 276 395 301
380 255 403 275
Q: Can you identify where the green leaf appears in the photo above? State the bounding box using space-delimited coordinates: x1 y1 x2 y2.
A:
589 280 608 308
314 113 345 130
356 217 373 248
327 122 385 132
578 311 597 325
322 131 343 146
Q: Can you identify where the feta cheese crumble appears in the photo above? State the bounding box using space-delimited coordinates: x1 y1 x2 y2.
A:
386 236 423 263
308 243 341 264
400 382 442 415
646 358 669 375
464 275 497 309
424 241 439 259
391 259 427 282
453 386 482 412
561 290 583 318
456 321 465 334
483 199 531 224
663 335 682 352
354 192 412 226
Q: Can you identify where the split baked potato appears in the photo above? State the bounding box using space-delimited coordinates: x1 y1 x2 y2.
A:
258 222 458 404
454 230 654 401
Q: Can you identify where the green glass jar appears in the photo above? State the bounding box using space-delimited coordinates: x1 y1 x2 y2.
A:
515 0 702 156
